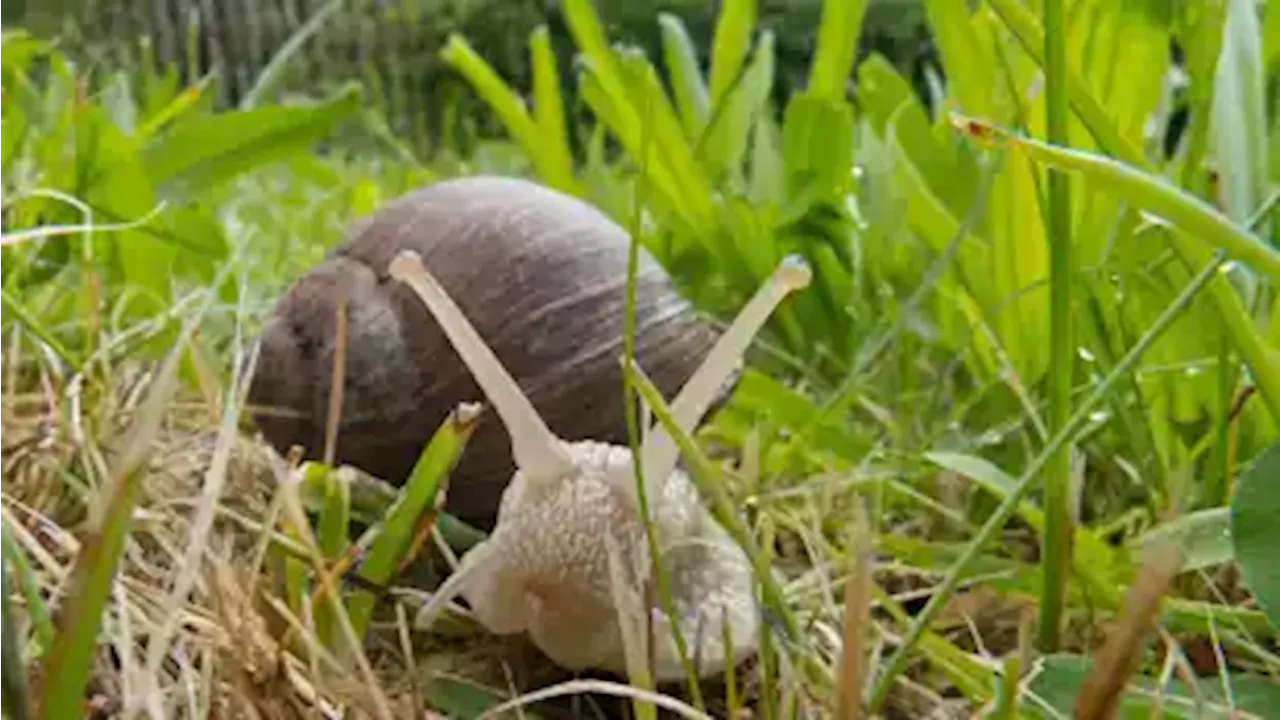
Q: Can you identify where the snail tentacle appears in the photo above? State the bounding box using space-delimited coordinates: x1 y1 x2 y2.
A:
389 250 572 485
640 254 812 484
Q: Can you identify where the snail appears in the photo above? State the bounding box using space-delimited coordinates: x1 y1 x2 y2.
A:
246 175 724 531
392 248 812 681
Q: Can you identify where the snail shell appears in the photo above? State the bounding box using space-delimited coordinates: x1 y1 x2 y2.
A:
247 175 724 530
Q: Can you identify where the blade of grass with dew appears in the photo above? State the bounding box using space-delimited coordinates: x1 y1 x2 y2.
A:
953 115 1280 424
1039 0 1074 653
35 301 202 720
344 403 480 638
868 251 1227 711
2 535 31 720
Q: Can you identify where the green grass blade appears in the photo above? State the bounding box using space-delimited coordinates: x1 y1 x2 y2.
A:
868 250 1227 711
807 0 869 101
1 519 53 655
344 404 480 638
707 0 755 109
1038 0 1074 654
658 13 710 138
529 25 578 195
440 33 579 196
622 359 834 701
953 115 1280 285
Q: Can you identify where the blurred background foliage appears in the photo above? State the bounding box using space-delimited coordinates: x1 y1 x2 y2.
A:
9 0 935 155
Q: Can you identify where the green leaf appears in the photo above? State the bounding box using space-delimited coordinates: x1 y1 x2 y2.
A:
1132 507 1234 573
142 84 361 199
1025 654 1280 719
1230 441 1280 627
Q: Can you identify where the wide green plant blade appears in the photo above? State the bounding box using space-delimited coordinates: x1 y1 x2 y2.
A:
344 403 480 637
1230 441 1280 627
143 84 362 199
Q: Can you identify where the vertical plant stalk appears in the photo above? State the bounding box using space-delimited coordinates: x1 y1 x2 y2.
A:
1038 0 1073 653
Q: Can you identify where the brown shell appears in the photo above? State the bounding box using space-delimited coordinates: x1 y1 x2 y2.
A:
246 176 722 530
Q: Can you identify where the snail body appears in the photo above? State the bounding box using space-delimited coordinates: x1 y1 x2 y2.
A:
389 249 811 681
248 176 722 531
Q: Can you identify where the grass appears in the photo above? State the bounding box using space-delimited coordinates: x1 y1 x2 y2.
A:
4 0 1280 717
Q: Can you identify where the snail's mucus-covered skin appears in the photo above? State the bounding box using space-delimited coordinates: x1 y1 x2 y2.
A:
248 176 722 530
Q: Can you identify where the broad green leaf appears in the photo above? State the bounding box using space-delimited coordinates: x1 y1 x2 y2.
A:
142 84 361 199
344 404 478 637
1025 654 1280 719
1230 441 1280 627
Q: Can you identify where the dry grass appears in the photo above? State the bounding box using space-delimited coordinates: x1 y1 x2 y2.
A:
0 364 544 718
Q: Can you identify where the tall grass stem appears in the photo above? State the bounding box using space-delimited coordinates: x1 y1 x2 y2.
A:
1038 0 1074 653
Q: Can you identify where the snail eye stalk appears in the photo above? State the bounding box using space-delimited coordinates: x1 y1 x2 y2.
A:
389 250 572 485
